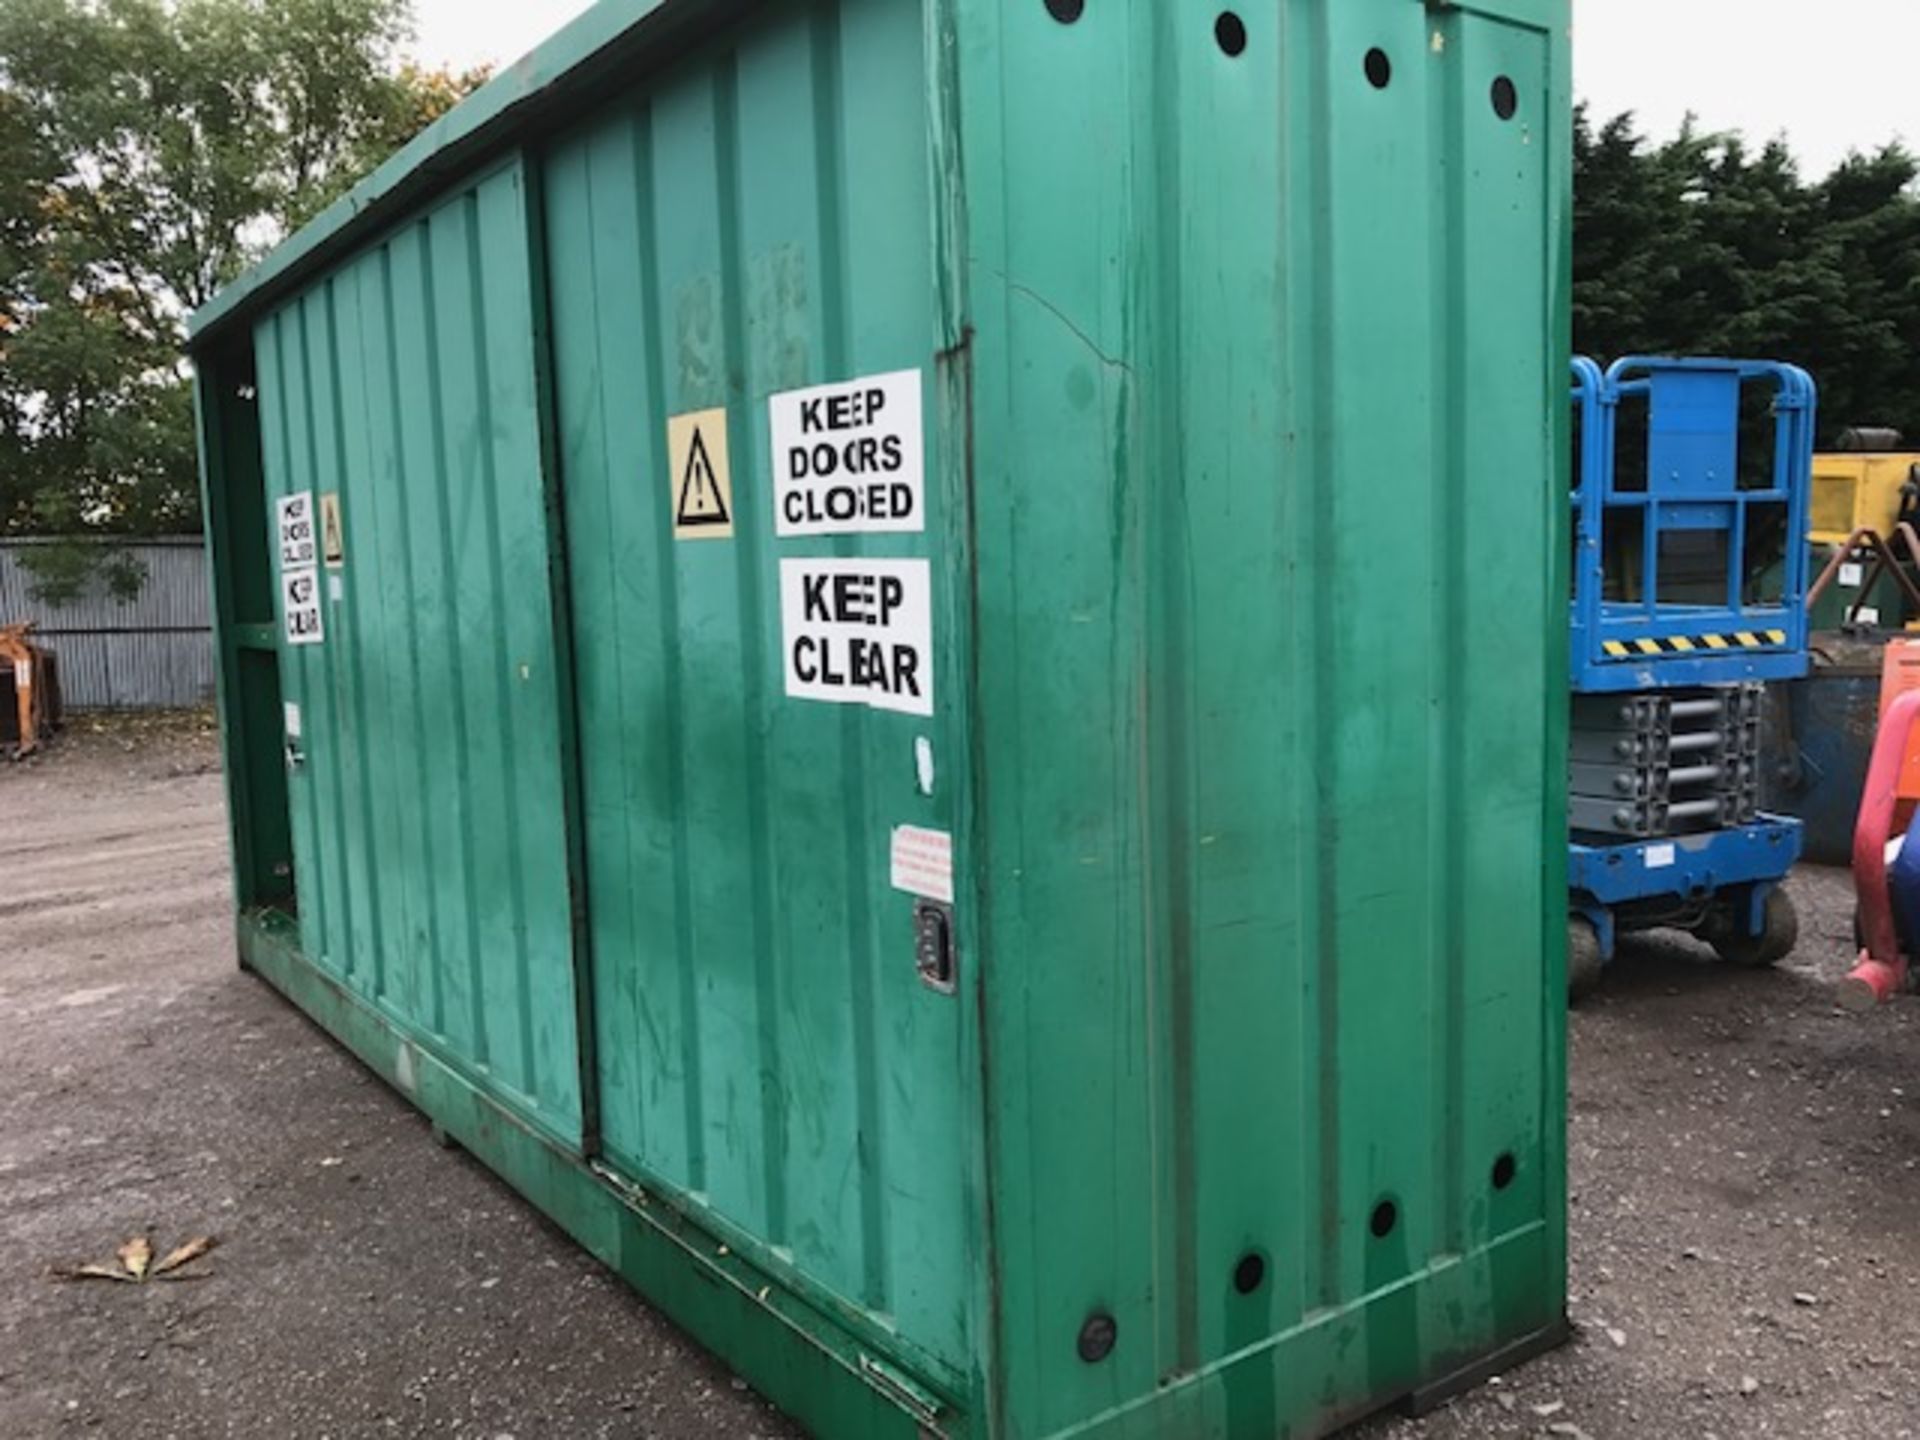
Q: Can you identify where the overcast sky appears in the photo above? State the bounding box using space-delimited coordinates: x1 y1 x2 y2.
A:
1575 0 1914 175
412 0 1914 180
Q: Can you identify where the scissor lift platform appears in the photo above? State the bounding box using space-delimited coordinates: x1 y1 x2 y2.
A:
1567 357 1814 998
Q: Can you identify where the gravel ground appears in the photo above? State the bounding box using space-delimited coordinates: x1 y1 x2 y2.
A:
1360 850 1920 1440
0 718 787 1440
5 718 1920 1439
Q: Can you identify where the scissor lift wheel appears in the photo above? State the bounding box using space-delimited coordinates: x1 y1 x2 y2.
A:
1704 887 1798 969
1568 917 1605 1004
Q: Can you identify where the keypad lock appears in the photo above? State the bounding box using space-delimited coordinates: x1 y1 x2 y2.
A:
914 900 956 993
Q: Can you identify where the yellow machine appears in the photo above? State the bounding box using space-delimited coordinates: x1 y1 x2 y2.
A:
1805 431 1920 630
1810 438 1920 546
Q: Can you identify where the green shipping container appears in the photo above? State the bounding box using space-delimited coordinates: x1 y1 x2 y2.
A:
190 1 1572 1435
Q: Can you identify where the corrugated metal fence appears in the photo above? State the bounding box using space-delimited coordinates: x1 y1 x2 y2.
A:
0 539 214 710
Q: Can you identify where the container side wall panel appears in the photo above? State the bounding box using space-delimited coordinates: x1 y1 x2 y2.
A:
1450 6 1564 1276
388 223 479 1055
252 161 583 1145
960 1 1569 1431
828 0 971 1369
343 246 427 1033
544 0 968 1381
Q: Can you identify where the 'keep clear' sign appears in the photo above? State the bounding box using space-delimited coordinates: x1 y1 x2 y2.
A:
276 491 325 647
281 566 325 646
769 370 923 536
780 558 932 717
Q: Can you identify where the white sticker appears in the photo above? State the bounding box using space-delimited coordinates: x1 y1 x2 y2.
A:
1857 606 1882 627
891 826 954 904
277 491 318 569
283 702 303 739
282 566 325 647
779 558 933 717
1645 843 1676 870
914 736 936 797
769 369 924 536
1840 561 1865 588
13 657 30 686
328 573 345 603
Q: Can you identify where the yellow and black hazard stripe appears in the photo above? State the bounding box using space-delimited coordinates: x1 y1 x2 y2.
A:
1601 630 1788 659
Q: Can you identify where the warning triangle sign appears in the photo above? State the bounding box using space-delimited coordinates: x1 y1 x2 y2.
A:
320 493 345 567
677 428 728 526
668 408 734 540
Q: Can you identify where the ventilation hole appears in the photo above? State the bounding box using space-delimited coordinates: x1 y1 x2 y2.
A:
1491 75 1518 120
1370 1199 1399 1239
1215 11 1247 56
1232 1252 1268 1295
1493 1152 1518 1191
1364 47 1392 90
1077 1311 1117 1364
1045 0 1084 22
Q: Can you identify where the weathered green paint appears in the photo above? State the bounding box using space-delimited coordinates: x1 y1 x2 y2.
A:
955 6 1569 1432
542 0 971 1388
192 2 1573 1437
252 160 586 1146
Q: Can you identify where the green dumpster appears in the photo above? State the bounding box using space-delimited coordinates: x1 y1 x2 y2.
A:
190 2 1572 1435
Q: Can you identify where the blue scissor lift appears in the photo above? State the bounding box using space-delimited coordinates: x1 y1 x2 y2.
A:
1566 357 1816 999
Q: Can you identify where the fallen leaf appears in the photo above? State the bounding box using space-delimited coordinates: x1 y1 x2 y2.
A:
55 1232 221 1287
53 1264 138 1284
152 1236 217 1277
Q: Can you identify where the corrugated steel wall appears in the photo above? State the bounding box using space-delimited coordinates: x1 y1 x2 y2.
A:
0 540 215 709
252 158 584 1147
543 0 967 1382
957 4 1567 1431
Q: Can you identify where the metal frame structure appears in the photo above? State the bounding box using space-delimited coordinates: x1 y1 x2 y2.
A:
1568 825 1802 961
1571 357 1815 693
1567 357 1812 986
1807 520 1920 626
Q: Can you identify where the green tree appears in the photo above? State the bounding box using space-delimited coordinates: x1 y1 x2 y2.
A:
1574 105 1920 442
1796 147 1920 434
0 0 484 595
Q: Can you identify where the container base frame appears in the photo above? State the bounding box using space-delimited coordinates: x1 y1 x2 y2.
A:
238 908 1564 1439
236 910 959 1440
1398 1315 1573 1417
